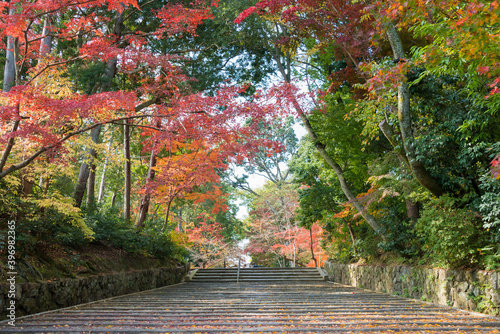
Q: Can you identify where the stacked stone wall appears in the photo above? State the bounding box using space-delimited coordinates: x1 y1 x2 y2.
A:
0 265 188 320
324 261 499 316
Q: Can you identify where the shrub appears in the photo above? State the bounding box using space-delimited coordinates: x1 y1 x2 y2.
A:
0 180 91 256
373 196 421 258
416 195 487 268
478 170 500 239
85 207 184 259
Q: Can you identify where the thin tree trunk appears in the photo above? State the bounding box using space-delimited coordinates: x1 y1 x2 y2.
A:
44 174 49 196
1 7 19 174
73 125 101 207
345 218 357 255
294 100 385 237
123 120 131 223
0 119 19 172
39 15 54 58
310 227 317 267
97 159 107 204
111 192 117 208
164 199 173 225
87 163 96 206
98 154 109 204
386 22 443 197
136 150 157 228
98 132 114 204
32 15 53 193
3 7 16 92
177 208 183 232
38 156 50 197
85 124 99 207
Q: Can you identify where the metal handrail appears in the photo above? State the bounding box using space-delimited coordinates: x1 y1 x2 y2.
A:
237 257 241 283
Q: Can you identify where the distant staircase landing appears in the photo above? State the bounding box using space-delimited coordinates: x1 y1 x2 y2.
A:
188 267 327 282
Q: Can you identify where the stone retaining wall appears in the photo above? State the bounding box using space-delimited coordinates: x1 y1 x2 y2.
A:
0 265 188 320
324 261 500 316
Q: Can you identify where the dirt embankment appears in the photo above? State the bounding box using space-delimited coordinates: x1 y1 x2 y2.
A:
0 242 179 283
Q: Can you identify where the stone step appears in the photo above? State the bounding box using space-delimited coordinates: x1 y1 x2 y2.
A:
193 272 320 275
190 267 326 282
195 269 319 272
199 267 319 271
200 267 317 271
190 278 326 282
191 274 325 278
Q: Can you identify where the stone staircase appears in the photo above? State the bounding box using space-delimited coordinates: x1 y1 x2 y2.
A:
187 267 328 282
2 280 500 333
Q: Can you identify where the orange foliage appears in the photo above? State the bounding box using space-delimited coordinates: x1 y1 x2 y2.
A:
151 140 229 214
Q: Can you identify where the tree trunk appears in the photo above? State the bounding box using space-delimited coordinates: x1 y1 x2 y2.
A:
164 199 172 225
177 209 183 232
111 192 117 208
98 155 109 204
39 15 54 58
98 133 114 204
406 199 420 225
3 7 16 92
345 219 357 255
386 23 444 197
379 119 410 169
0 119 19 173
87 163 96 206
1 7 19 174
44 171 49 196
73 125 101 207
309 227 317 267
379 120 421 224
21 175 33 197
136 150 157 228
294 102 385 237
123 120 131 223
74 11 123 207
74 161 90 207
97 160 107 204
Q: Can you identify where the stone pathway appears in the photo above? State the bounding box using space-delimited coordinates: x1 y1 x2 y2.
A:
1 281 500 333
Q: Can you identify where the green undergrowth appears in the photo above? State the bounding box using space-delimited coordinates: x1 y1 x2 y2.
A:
325 194 500 272
0 192 187 283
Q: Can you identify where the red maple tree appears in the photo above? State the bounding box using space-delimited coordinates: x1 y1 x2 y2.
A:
0 0 220 179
